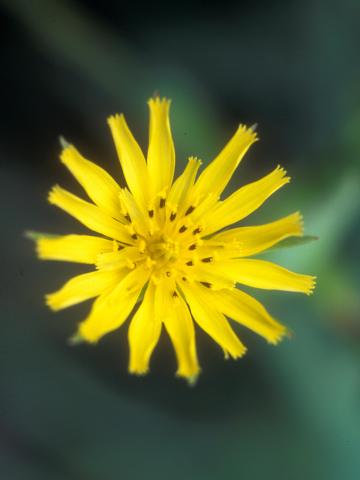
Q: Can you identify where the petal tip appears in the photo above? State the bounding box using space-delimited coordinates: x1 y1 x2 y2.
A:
45 293 59 311
183 371 201 387
107 113 125 127
148 95 171 106
268 325 291 345
59 135 72 150
128 366 149 376
47 185 61 205
228 345 247 360
67 331 86 346
239 123 259 143
78 322 102 344
306 276 317 295
295 211 305 235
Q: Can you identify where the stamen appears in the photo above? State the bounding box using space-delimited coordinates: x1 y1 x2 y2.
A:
186 261 194 266
125 213 131 222
148 209 154 218
200 281 212 288
201 257 213 263
185 205 195 216
170 212 177 221
193 227 202 235
159 198 166 208
179 225 188 233
188 244 197 251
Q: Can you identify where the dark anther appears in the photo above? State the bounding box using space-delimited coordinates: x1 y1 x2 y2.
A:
201 257 213 263
166 271 171 277
125 213 131 222
179 225 188 233
186 260 194 266
170 212 177 221
185 205 195 216
172 291 178 298
188 244 197 251
193 227 202 235
182 277 187 282
131 234 138 240
200 281 212 288
148 209 154 218
159 198 166 208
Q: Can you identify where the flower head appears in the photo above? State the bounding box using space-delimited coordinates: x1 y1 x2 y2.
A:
35 97 316 383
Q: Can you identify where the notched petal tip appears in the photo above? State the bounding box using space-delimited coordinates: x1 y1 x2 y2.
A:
238 123 259 142
223 345 248 360
267 325 291 345
188 155 202 167
233 345 247 359
45 292 60 311
47 184 61 204
306 276 317 295
148 95 172 107
107 112 125 125
275 164 291 181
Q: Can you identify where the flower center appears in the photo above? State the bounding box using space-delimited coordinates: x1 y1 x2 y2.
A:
146 234 179 268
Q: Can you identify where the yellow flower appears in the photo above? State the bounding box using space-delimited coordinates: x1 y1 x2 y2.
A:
35 97 316 384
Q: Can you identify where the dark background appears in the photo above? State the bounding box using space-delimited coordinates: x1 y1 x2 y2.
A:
1 0 360 479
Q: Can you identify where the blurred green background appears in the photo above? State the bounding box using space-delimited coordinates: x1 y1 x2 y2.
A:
1 0 360 478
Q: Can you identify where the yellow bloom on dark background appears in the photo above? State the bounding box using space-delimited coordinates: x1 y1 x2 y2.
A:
34 97 315 383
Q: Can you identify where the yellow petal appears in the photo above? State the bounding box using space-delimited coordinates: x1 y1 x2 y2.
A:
183 263 235 291
210 212 303 256
118 188 149 237
37 234 113 264
152 279 200 382
164 292 200 384
211 288 288 344
192 124 257 201
108 114 149 206
181 282 246 359
128 281 162 375
46 269 124 311
167 156 201 210
147 97 175 198
200 259 316 294
202 166 290 235
78 266 149 343
60 145 124 220
96 246 143 270
48 185 131 244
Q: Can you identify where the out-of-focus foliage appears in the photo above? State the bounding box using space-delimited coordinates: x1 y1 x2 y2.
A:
0 0 359 479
